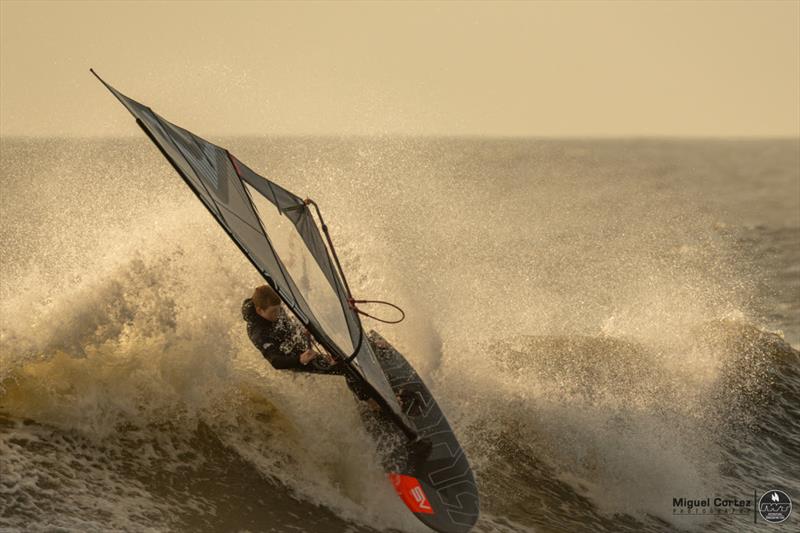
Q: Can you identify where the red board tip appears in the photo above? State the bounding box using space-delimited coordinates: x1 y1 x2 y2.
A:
389 473 434 515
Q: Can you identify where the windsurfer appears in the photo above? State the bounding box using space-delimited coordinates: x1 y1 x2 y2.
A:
242 284 336 373
242 284 382 410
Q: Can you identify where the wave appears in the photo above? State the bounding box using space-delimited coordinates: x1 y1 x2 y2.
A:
432 325 799 532
3 286 795 532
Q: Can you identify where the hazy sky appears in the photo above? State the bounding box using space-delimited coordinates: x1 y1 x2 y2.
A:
1 0 798 137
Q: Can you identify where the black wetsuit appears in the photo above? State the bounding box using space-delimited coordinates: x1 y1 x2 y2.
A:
242 298 372 399
241 298 342 375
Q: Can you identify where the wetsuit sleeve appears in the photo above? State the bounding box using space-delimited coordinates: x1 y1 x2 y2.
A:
260 341 303 370
247 315 305 370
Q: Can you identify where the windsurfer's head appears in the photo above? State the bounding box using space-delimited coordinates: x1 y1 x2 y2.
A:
253 285 281 321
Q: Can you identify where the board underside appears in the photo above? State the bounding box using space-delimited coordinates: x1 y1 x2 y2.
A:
359 332 480 533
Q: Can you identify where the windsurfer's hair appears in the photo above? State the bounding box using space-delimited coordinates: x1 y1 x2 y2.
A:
253 285 281 310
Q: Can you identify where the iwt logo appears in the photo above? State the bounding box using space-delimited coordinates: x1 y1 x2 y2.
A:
758 490 792 524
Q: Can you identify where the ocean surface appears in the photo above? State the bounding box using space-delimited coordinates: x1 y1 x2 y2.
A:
1 137 798 532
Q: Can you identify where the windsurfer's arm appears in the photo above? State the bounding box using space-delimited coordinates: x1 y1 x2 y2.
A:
259 333 329 369
267 346 337 372
260 342 304 369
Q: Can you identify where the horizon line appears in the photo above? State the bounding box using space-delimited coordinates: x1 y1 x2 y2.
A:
2 133 799 142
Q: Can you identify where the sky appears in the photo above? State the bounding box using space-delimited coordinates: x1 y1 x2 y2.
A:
1 0 798 137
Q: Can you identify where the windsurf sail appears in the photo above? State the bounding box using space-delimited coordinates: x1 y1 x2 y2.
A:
91 69 416 439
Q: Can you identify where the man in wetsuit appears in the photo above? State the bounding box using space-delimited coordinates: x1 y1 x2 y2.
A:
242 285 379 406
241 284 336 373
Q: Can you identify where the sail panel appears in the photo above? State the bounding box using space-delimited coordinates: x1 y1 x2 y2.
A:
93 74 223 217
235 160 343 295
244 181 354 353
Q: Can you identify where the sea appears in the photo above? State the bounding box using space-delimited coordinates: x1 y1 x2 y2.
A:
1 136 798 532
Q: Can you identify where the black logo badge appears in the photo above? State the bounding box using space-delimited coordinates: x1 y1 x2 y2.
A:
758 490 792 524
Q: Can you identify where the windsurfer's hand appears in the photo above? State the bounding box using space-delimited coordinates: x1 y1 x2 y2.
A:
299 349 318 365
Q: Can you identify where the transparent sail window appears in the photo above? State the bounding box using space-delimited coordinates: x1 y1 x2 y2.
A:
244 183 354 355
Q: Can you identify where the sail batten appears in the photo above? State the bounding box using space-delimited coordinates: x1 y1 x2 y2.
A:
92 69 414 437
